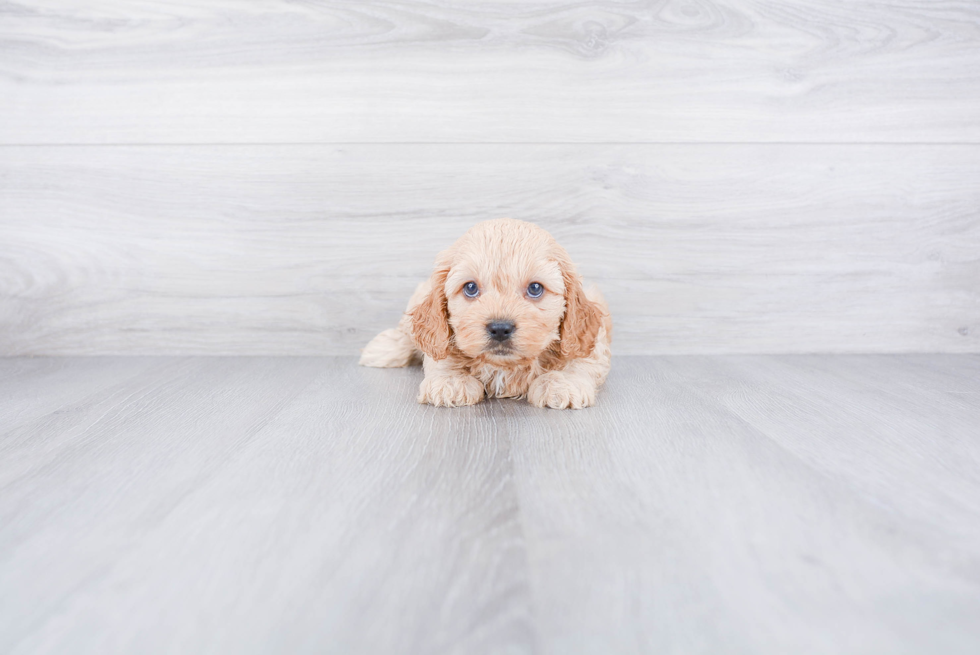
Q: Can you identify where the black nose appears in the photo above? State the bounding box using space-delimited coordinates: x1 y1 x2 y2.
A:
486 320 516 342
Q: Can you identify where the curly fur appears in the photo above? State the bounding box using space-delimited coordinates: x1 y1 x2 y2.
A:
360 219 612 409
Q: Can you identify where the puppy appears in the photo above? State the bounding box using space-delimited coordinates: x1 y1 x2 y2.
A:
359 218 611 409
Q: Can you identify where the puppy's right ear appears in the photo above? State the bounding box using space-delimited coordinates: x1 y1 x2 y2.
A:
410 265 453 360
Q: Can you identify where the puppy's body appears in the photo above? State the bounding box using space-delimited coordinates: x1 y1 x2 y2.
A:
360 219 611 409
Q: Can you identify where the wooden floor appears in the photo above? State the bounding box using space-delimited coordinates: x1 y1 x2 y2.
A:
1 355 979 654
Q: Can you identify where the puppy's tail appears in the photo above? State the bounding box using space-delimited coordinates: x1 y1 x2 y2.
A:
359 327 421 368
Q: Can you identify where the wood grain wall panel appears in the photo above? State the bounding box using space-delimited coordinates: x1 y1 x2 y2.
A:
1 1 978 144
2 144 977 355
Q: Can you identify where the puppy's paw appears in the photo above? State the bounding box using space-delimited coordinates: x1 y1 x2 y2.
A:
360 329 420 368
527 371 596 409
418 374 485 407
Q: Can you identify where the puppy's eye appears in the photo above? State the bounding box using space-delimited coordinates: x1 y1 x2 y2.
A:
526 282 544 299
463 281 480 298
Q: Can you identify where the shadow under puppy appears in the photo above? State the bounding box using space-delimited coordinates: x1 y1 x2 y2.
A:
360 218 612 409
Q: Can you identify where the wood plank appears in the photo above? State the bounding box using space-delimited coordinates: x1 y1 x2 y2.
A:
0 357 532 654
2 144 977 355
1 1 979 143
2 355 979 652
0 356 161 433
506 355 980 654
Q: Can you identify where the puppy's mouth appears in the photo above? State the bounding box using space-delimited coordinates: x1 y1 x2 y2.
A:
484 343 518 357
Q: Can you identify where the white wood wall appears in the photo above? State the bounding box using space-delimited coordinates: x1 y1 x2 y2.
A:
1 1 978 355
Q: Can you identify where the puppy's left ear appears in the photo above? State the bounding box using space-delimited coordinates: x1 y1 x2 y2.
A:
559 263 603 360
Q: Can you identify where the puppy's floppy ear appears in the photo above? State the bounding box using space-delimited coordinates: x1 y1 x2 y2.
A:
559 262 603 360
410 265 453 360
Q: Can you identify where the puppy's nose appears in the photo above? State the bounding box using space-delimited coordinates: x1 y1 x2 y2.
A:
486 320 516 342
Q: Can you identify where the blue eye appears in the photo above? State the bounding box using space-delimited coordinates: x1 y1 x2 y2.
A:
526 282 544 299
463 281 480 298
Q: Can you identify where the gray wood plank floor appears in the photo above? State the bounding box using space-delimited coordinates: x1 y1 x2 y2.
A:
2 355 979 654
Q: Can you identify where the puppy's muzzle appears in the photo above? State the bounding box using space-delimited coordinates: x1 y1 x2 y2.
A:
486 320 516 343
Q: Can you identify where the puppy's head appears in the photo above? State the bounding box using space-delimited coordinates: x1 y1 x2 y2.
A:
411 219 602 365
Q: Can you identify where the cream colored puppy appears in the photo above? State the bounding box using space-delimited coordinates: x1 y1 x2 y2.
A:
359 219 612 409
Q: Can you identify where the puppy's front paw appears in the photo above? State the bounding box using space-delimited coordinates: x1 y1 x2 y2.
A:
528 371 596 409
418 374 485 407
